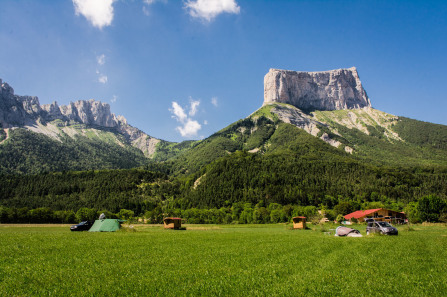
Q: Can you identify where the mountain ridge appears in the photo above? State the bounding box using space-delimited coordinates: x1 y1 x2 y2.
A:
0 79 160 157
2 66 447 175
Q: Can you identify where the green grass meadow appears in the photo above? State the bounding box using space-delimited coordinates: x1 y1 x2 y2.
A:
1 224 446 296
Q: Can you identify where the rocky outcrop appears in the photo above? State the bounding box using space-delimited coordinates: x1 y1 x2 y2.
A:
264 67 371 111
0 79 43 127
0 78 160 156
58 100 118 127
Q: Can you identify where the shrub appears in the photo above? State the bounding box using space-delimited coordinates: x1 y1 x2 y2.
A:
118 209 135 221
335 214 344 224
76 207 97 222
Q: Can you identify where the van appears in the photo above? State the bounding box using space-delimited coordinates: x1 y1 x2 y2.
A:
365 218 398 235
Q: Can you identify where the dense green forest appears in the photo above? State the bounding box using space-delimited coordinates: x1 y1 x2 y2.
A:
1 109 447 224
1 154 446 224
0 129 148 174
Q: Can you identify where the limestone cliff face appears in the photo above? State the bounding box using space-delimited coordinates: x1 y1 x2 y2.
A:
264 67 371 111
0 79 43 127
57 100 117 127
0 78 160 156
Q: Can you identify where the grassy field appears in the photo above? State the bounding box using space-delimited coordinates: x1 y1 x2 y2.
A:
1 223 446 296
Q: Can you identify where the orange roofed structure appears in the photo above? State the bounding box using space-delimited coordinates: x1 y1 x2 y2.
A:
344 208 406 223
163 217 182 229
292 216 306 229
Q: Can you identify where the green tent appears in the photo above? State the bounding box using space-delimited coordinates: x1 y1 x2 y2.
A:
89 219 126 232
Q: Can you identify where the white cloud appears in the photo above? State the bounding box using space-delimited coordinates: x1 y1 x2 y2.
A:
170 100 202 138
189 99 200 116
97 54 106 65
170 102 188 123
211 97 218 107
176 119 202 137
73 0 116 29
204 120 208 125
184 0 240 22
111 95 117 103
98 75 108 84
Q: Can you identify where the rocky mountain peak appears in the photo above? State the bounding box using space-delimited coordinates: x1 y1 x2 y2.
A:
0 78 160 157
263 67 371 111
1 79 14 96
59 99 118 128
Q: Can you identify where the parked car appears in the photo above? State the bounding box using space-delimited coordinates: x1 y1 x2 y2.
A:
70 221 94 231
366 219 398 235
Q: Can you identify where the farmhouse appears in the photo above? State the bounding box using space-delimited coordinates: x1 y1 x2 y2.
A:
344 208 406 223
163 217 182 229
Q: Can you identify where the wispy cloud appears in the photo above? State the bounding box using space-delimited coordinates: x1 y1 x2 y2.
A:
111 95 117 103
170 100 202 138
73 0 116 29
171 102 188 123
96 53 108 84
98 75 108 84
143 0 167 16
97 54 106 65
184 0 240 22
211 97 218 107
189 99 200 116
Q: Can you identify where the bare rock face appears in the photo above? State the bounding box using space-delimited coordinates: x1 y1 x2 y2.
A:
264 67 371 111
42 101 64 120
0 80 42 127
0 78 160 156
59 99 117 127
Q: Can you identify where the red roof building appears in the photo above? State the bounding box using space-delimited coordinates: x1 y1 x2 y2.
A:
344 208 406 222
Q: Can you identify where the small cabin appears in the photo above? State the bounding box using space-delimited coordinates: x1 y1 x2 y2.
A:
292 216 306 229
163 217 182 229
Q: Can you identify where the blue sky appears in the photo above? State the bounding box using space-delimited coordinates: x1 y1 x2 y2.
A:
1 0 446 142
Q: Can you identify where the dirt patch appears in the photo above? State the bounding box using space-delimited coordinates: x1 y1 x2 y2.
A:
0 128 9 144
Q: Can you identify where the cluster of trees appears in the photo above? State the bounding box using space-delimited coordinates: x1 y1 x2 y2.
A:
0 169 174 212
0 163 446 224
405 195 447 223
144 202 323 224
1 195 446 225
183 150 447 208
0 206 138 224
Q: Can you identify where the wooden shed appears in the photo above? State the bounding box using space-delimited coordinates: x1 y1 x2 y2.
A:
292 216 306 229
163 217 182 229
